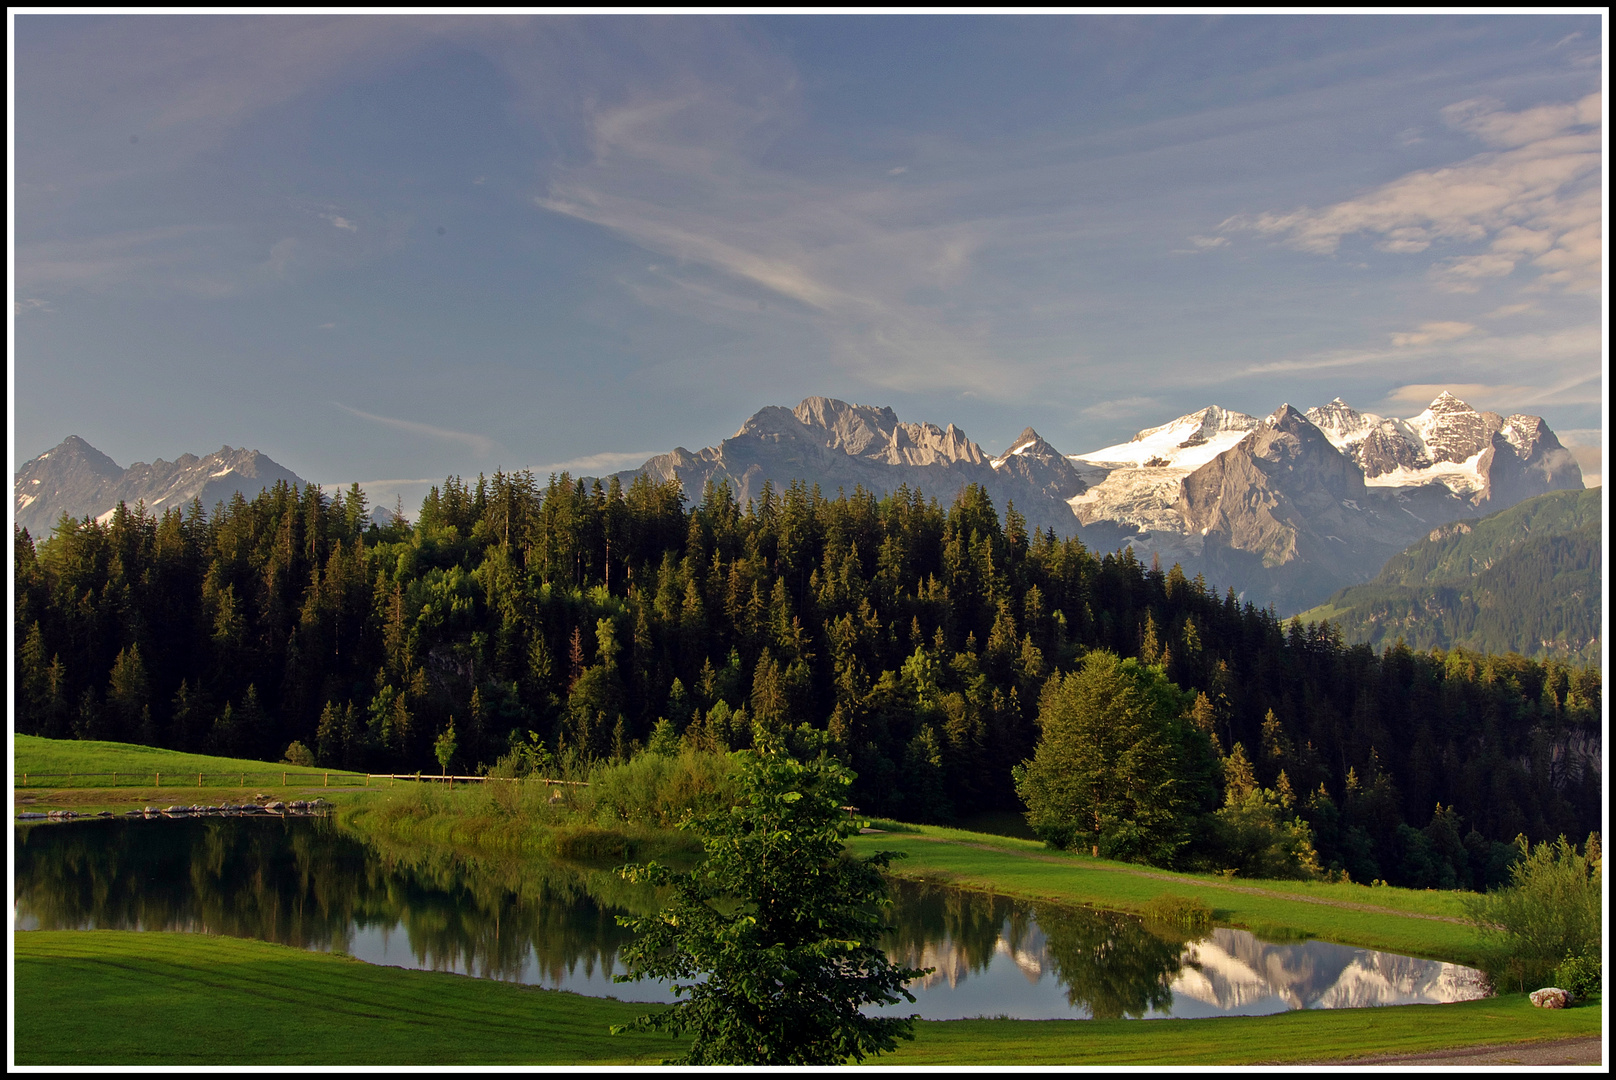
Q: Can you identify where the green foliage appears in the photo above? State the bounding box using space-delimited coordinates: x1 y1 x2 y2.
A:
1139 893 1213 933
1465 833 1602 993
1013 651 1210 865
611 746 930 1065
1299 488 1601 662
580 748 737 829
280 741 315 767
1203 763 1322 881
1552 952 1601 1001
434 722 457 775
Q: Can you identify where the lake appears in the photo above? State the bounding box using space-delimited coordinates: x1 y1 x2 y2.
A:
13 816 1487 1020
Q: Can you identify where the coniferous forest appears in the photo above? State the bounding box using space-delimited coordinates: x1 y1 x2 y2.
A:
13 471 1602 889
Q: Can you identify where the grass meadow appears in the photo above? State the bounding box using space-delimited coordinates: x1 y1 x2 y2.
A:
14 931 1600 1066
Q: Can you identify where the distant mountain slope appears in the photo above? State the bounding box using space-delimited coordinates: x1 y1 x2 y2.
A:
1298 488 1601 661
14 436 308 536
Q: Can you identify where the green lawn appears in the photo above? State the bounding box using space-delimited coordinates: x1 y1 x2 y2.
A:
14 931 682 1065
848 829 1484 964
15 931 1600 1066
14 733 368 787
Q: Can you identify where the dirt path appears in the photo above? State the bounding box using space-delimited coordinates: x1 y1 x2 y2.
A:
1303 1035 1603 1066
894 834 1469 925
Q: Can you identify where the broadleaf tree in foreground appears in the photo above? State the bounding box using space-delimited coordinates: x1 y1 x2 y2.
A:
611 743 931 1065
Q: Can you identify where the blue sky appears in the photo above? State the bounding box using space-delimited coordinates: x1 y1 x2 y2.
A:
11 13 1606 511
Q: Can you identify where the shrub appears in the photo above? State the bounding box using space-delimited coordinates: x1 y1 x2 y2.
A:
281 741 315 767
580 748 737 828
1464 833 1601 993
1140 893 1213 932
1552 952 1601 1000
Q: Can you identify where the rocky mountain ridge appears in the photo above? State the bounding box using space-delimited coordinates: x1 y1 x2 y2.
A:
613 393 1583 611
14 436 308 536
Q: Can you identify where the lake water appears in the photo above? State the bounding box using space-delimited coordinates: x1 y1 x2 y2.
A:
13 817 1487 1020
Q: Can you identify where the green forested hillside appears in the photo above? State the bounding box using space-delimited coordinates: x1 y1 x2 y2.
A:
14 473 1602 889
1300 489 1601 662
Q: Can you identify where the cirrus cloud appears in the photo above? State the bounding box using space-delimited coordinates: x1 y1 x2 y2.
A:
1222 93 1601 294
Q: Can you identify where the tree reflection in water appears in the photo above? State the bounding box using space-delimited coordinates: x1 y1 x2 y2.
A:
881 878 1199 1018
18 820 1212 1017
14 818 663 986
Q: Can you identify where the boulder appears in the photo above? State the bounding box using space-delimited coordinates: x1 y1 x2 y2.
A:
1530 987 1571 1008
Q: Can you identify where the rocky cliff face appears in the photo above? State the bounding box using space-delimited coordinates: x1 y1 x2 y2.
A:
15 437 308 536
609 391 1580 612
622 397 1080 534
990 428 1089 503
1303 392 1582 502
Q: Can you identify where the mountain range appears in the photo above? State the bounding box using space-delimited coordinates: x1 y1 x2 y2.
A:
14 389 1585 614
13 436 308 537
614 393 1583 612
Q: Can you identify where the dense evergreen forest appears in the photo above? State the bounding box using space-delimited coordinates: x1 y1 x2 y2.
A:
13 471 1602 888
1301 488 1601 663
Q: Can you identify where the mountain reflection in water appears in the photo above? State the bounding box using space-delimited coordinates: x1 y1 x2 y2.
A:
14 818 1486 1019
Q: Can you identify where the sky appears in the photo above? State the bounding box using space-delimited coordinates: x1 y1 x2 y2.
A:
10 12 1608 514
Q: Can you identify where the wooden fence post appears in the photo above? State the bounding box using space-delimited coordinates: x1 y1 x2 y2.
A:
198 773 202 787
325 772 329 787
156 772 160 788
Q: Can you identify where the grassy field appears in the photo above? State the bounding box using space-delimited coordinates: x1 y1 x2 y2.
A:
13 735 454 815
848 829 1485 964
12 733 372 782
14 931 1600 1066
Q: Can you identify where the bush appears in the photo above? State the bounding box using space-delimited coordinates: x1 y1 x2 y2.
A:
1140 893 1212 933
1203 787 1323 881
1464 833 1601 993
281 741 315 767
1552 952 1601 1000
579 748 737 828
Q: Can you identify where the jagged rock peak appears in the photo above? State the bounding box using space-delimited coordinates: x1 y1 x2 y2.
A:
1305 398 1377 438
999 427 1047 457
1268 403 1310 426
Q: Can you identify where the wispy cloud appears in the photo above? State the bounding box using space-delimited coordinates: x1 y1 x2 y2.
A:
14 298 55 314
15 224 228 293
1239 322 1601 383
1222 93 1601 294
1381 374 1602 414
531 70 1045 398
532 450 664 476
332 402 494 456
1078 396 1159 419
323 213 359 232
1390 321 1476 348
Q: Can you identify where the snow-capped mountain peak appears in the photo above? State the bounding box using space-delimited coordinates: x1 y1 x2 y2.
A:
15 437 308 536
1072 406 1258 470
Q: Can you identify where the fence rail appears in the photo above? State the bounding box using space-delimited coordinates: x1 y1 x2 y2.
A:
14 771 588 789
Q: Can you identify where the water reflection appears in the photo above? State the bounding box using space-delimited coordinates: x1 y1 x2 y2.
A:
14 819 1487 1018
875 878 1487 1020
14 817 657 996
